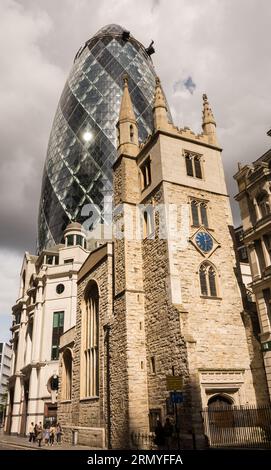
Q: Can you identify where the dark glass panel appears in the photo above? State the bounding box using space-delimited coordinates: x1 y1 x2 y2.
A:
185 155 194 177
200 265 208 296
191 201 199 226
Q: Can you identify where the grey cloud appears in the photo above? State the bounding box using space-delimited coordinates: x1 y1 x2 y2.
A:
173 76 196 95
0 0 271 338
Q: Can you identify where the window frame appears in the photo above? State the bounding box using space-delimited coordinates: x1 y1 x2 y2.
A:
184 150 203 179
140 156 152 191
199 262 219 298
190 198 209 228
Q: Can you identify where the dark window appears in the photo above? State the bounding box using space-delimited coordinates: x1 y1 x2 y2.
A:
199 264 208 296
140 157 151 190
64 259 73 264
150 356 156 374
130 124 134 142
208 267 217 297
239 247 248 261
200 203 208 227
200 263 218 297
191 201 199 226
67 235 74 246
185 155 193 176
76 235 83 246
184 151 203 178
51 311 64 360
47 255 54 265
56 284 65 295
55 256 59 265
149 409 161 432
194 156 202 179
191 200 208 227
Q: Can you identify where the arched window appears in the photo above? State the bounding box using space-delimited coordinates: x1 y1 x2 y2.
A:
191 201 199 226
191 200 209 227
185 154 193 177
199 262 218 297
81 281 99 397
130 124 134 142
62 349 72 400
194 156 202 179
200 203 208 228
256 192 270 218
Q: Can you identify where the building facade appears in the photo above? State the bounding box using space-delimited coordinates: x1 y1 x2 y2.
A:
234 144 271 399
6 223 89 435
38 24 171 252
0 343 12 425
58 78 269 449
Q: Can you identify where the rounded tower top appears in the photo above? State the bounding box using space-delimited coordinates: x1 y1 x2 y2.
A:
94 24 128 37
64 222 87 249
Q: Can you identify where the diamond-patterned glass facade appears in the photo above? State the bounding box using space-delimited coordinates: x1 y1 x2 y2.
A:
38 24 171 252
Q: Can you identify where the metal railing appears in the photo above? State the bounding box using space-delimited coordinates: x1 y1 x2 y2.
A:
202 404 271 448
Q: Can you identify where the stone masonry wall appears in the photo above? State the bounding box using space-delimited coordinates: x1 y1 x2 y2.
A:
58 253 113 448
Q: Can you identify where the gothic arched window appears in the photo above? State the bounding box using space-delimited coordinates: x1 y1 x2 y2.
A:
62 348 72 400
130 124 134 142
81 281 99 398
199 262 218 297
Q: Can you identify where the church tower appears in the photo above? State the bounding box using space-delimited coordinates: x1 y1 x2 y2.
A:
111 78 269 448
111 76 149 448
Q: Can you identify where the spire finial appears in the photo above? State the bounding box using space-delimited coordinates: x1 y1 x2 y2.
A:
123 73 129 86
202 93 217 145
153 76 169 130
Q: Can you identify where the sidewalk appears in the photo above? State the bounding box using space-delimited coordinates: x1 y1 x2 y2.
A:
0 431 91 451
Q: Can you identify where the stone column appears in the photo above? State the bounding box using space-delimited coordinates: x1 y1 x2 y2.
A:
247 242 261 279
10 375 23 434
15 304 27 373
32 282 43 362
253 197 261 221
261 236 271 267
25 367 39 432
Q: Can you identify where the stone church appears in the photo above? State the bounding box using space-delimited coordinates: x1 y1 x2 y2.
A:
58 77 269 449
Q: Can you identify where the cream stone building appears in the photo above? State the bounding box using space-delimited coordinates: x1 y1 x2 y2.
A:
234 144 271 399
58 77 269 449
6 223 89 435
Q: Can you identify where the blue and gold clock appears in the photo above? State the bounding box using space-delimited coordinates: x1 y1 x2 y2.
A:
195 231 213 253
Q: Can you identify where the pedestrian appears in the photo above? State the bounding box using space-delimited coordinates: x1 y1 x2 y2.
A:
154 419 165 448
56 422 62 445
34 423 38 442
36 422 43 447
44 427 50 446
164 417 174 449
49 423 56 446
28 422 35 443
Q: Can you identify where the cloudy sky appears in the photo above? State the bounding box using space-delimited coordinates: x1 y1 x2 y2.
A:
0 0 270 341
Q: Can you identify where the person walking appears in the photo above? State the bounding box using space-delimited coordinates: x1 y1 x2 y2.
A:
164 417 174 449
56 422 62 445
34 423 38 442
36 422 43 447
154 419 165 449
49 423 56 446
44 427 50 446
28 422 35 443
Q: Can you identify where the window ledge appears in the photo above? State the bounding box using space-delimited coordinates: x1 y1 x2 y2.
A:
141 182 151 192
200 295 222 300
79 396 99 402
59 400 71 404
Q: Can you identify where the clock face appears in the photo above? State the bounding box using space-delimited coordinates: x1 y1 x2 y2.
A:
195 231 213 253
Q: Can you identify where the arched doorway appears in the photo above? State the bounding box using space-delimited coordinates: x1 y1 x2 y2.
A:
208 394 233 409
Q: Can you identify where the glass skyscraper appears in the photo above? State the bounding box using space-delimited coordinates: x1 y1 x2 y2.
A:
38 24 171 252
